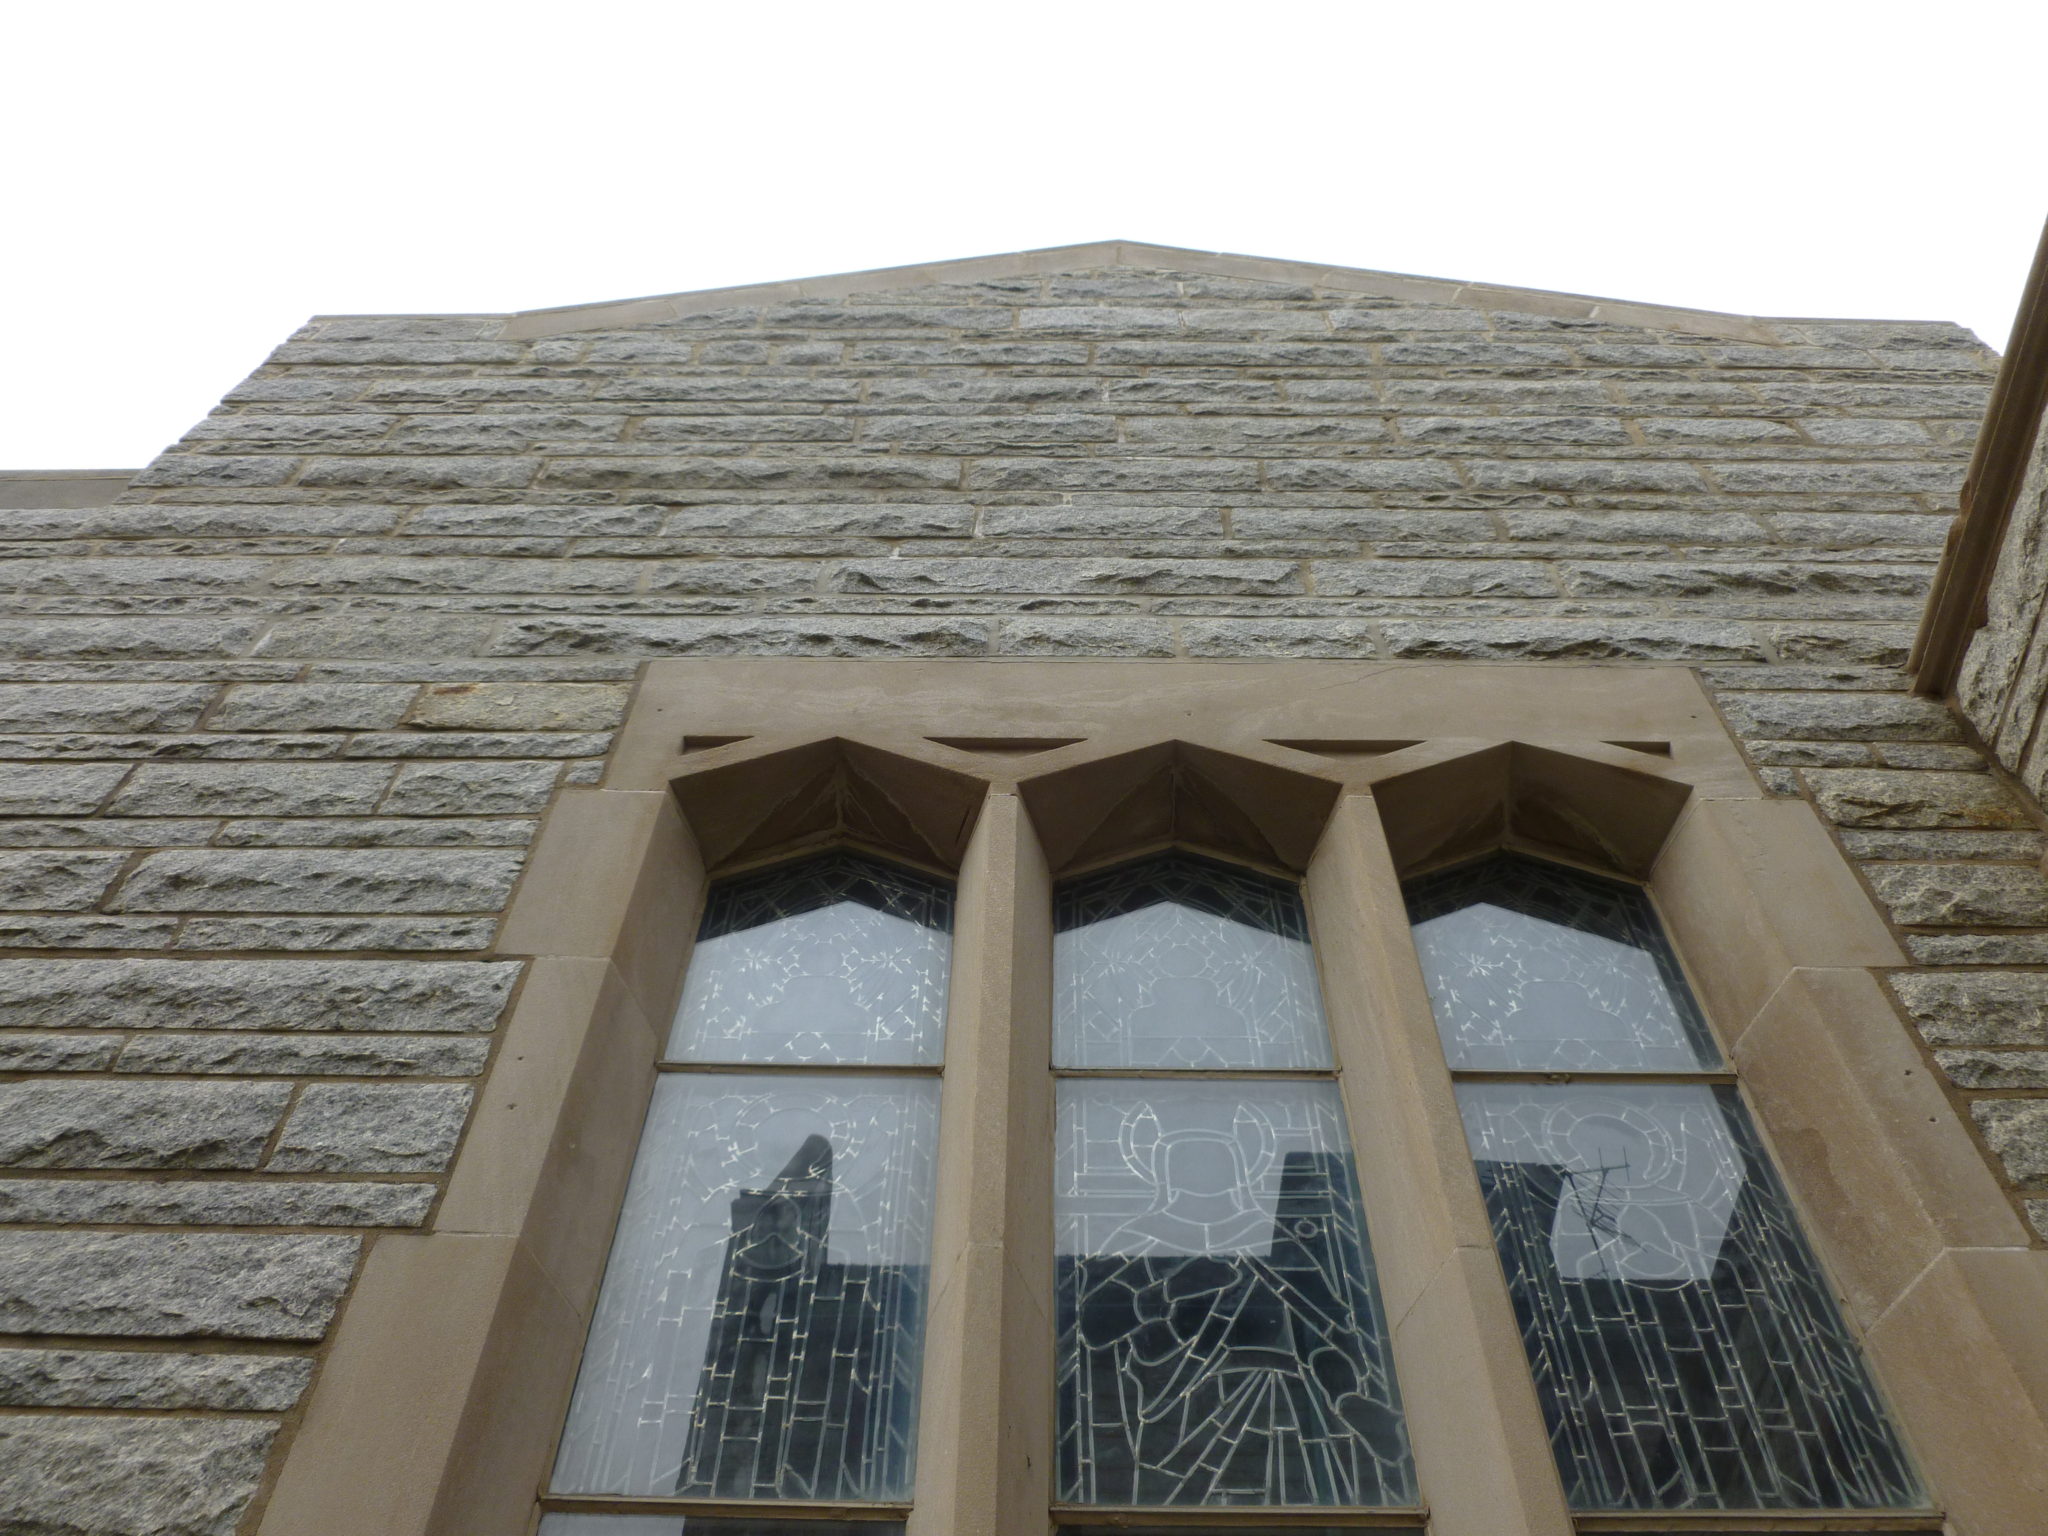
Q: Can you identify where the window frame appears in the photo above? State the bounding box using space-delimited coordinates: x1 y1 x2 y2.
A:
253 659 2048 1536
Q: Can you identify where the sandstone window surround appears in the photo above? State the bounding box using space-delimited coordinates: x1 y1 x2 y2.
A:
253 661 2048 1536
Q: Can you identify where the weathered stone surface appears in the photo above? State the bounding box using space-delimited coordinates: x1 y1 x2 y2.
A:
1382 620 1763 662
406 680 630 730
174 914 498 951
0 684 215 732
110 849 524 912
0 1415 277 1536
0 1232 358 1338
1841 828 2042 861
108 761 394 817
380 759 562 814
0 957 518 1031
1862 863 2048 927
0 852 127 911
1972 1099 2048 1187
209 683 417 731
0 1032 122 1071
1936 1049 2048 1089
269 1082 473 1172
0 1081 291 1169
0 1348 311 1410
1890 971 2048 1046
0 1178 434 1227
117 1031 490 1076
1805 769 2033 829
0 764 129 815
1717 692 1962 742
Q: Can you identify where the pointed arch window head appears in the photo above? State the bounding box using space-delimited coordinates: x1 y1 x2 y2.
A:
1053 850 1331 1071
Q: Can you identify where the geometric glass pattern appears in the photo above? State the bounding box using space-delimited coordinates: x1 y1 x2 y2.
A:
1458 1083 1921 1510
551 1073 941 1500
1405 854 1721 1073
1055 851 1332 1071
1054 1079 1414 1508
670 851 952 1066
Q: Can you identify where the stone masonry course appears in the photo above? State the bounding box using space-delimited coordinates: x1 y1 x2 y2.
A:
1 258 2041 1535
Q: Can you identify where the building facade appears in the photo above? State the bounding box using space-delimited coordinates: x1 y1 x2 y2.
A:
2 241 2045 1535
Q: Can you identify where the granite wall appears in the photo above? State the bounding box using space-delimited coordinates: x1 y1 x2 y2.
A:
3 254 2042 1534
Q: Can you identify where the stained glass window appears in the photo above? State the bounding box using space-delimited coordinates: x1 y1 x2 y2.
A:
552 1075 941 1500
1407 854 1921 1513
669 852 952 1067
1052 849 1412 1514
551 849 951 1520
1405 854 1718 1073
1055 851 1331 1071
1055 1080 1412 1508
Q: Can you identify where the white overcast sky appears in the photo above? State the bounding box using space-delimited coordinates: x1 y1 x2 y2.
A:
6 1 2044 471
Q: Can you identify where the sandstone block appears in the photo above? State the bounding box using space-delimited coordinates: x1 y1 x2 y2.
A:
406 682 630 731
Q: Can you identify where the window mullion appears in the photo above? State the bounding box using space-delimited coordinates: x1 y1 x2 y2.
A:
1306 794 1575 1536
907 790 1056 1536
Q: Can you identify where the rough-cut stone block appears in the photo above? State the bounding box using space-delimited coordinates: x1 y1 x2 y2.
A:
380 759 562 814
0 684 216 732
117 1032 490 1076
175 915 497 952
1314 560 1554 598
0 620 257 660
0 852 126 911
268 1082 473 1172
0 957 518 1032
0 1179 435 1227
1382 620 1763 662
0 1231 358 1338
1805 769 2031 829
108 761 394 817
209 683 418 731
0 1349 311 1410
0 1415 277 1536
254 614 498 659
0 1032 122 1071
406 681 630 730
110 848 524 913
1936 1049 2048 1089
298 455 537 490
491 616 992 657
0 764 129 815
0 1081 290 1169
1716 691 1961 742
1863 863 2048 927
1841 829 2042 861
1182 620 1379 658
1972 1099 2048 1187
1891 971 2048 1046
991 618 1176 657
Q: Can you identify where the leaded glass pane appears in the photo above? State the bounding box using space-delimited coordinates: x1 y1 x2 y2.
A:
1406 854 1720 1073
1055 1079 1413 1507
1054 852 1332 1071
669 852 952 1066
1457 1082 1920 1510
552 1074 941 1501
